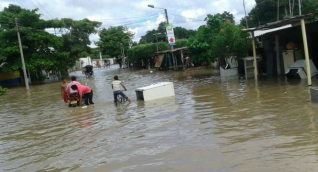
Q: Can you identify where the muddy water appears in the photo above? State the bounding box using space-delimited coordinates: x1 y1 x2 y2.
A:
1 66 318 172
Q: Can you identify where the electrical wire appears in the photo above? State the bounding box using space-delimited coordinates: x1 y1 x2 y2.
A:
97 12 163 21
102 12 163 26
34 0 54 19
15 0 26 8
26 0 50 19
169 13 205 21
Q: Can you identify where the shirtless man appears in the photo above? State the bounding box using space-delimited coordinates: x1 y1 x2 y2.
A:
60 77 68 103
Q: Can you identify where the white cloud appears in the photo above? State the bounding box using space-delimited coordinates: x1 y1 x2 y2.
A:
0 0 256 44
0 2 9 9
181 9 206 21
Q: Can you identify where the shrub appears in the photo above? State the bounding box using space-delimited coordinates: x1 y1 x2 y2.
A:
0 86 7 96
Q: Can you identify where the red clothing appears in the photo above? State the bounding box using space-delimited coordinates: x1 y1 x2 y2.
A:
77 85 92 96
63 92 69 103
66 81 81 94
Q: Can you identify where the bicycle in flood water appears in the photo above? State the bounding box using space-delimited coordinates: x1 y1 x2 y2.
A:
116 90 127 106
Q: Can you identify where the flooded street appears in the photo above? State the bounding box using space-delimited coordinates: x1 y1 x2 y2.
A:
1 66 318 172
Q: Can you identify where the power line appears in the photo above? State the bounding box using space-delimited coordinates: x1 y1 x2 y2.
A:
169 13 205 21
101 13 162 27
15 0 26 8
34 0 54 19
98 12 163 21
26 0 50 19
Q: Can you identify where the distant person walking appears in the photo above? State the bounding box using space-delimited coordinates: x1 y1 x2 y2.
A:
184 55 190 68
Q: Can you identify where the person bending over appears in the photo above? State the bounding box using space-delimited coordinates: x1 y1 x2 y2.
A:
71 84 94 106
111 75 131 106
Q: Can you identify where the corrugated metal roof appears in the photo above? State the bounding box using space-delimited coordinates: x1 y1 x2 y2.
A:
243 13 314 33
253 24 292 37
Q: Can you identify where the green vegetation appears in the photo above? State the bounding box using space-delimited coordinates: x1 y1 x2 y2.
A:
1 0 317 83
96 26 134 59
187 12 250 65
0 86 7 96
127 39 188 64
240 0 318 28
0 4 101 79
139 22 197 44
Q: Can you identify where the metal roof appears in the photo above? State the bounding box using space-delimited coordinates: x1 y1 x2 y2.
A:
253 24 292 37
243 13 314 32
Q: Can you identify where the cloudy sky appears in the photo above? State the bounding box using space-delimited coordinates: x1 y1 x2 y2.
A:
0 0 256 46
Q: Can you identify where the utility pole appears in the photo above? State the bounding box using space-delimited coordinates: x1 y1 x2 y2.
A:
299 0 301 15
289 0 292 16
99 46 103 67
277 0 280 21
120 43 125 68
153 33 161 52
15 18 29 91
243 0 249 28
164 9 169 24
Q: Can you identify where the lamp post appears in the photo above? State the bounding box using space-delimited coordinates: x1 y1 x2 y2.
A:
153 33 161 52
148 4 177 71
148 5 169 24
120 43 126 68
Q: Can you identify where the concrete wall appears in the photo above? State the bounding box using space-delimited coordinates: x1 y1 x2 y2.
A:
75 57 92 69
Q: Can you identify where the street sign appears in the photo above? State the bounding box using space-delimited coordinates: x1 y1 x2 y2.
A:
166 24 176 46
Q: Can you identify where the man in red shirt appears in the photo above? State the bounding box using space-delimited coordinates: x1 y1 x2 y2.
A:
71 84 94 106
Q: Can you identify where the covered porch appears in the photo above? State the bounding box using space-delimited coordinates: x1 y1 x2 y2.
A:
243 14 316 86
154 47 188 71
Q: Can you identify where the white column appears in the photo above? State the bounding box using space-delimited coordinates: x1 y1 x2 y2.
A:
275 35 281 75
99 52 103 66
251 31 258 80
301 19 312 86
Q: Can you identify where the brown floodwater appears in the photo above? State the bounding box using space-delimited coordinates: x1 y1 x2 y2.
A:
1 66 318 172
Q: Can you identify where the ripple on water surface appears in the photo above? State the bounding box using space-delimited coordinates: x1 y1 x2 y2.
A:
1 67 318 171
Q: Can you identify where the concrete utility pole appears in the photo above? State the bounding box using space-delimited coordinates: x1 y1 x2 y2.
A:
153 33 161 52
299 0 301 15
277 0 280 21
15 18 29 91
243 0 249 28
164 9 169 24
99 46 103 66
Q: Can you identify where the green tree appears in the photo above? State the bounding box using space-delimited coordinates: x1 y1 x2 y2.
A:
0 4 101 78
174 26 196 39
139 22 197 44
187 13 250 65
240 0 318 28
139 29 157 44
211 21 250 63
55 18 101 73
187 26 212 64
0 4 68 75
97 26 134 59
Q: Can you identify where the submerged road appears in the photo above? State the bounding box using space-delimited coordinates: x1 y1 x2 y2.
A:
1 65 318 172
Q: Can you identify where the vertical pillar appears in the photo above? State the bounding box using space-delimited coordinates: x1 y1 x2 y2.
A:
16 18 29 91
301 19 312 86
251 31 258 80
181 50 184 70
275 35 281 75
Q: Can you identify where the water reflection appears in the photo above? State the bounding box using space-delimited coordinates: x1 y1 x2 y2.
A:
2 66 318 171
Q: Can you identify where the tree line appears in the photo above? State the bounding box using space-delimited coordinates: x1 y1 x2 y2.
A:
1 1 317 81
